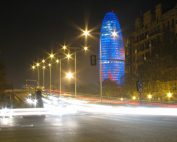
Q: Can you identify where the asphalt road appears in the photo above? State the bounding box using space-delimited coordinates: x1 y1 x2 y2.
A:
0 112 177 142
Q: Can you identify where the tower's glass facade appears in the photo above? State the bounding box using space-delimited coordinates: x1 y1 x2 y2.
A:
99 12 125 85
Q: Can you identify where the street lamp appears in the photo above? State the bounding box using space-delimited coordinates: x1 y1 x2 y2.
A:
74 52 77 97
31 65 37 86
99 38 103 102
83 46 88 52
42 66 46 89
49 53 55 60
132 96 136 100
56 59 59 64
48 63 52 93
167 92 172 100
62 45 67 50
65 71 74 80
147 94 152 101
32 65 36 70
36 62 40 86
65 52 76 97
82 29 90 38
112 30 118 38
42 59 45 63
56 59 62 95
66 53 72 60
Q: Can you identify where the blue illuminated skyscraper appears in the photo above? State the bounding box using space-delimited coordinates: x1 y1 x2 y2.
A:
99 12 125 85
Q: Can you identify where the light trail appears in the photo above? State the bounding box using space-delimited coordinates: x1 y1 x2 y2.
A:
78 104 177 116
57 97 177 116
1 96 177 119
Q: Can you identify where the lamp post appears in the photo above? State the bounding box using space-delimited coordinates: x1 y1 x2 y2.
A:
66 71 74 80
74 52 77 97
99 40 103 102
42 66 46 89
48 63 52 93
48 53 54 93
65 47 88 97
147 94 152 101
167 92 172 101
56 59 62 95
36 63 40 86
59 59 62 95
58 44 71 95
42 59 45 89
31 65 37 86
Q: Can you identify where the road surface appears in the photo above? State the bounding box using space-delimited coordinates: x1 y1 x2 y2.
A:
0 112 177 142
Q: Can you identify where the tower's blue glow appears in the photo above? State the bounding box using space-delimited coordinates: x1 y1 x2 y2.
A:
99 12 125 85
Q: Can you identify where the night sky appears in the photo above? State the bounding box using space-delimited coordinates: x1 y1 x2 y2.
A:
0 0 176 88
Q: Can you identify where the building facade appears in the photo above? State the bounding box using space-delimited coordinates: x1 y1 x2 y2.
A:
131 4 177 76
100 12 125 85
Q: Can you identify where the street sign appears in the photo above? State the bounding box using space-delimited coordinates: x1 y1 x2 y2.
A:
136 80 143 93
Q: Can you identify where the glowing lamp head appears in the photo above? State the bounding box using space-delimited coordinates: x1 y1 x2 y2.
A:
36 63 40 67
56 59 59 63
83 29 90 38
66 72 74 80
111 30 118 38
32 65 36 70
167 92 172 98
120 98 124 101
49 53 54 59
63 45 67 50
83 46 88 51
66 53 72 60
42 66 46 69
42 59 45 63
48 63 51 67
132 96 136 100
147 94 152 100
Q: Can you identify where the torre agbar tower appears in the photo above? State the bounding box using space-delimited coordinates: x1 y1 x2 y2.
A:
99 12 125 85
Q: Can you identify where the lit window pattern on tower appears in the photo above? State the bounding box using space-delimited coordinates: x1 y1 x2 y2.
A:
99 12 125 84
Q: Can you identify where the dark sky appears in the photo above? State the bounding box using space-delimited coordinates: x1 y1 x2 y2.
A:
0 0 176 88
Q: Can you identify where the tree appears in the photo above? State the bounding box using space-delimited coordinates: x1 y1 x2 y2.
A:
102 79 120 98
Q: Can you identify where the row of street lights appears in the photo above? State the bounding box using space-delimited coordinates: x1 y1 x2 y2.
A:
31 28 91 97
131 92 173 101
